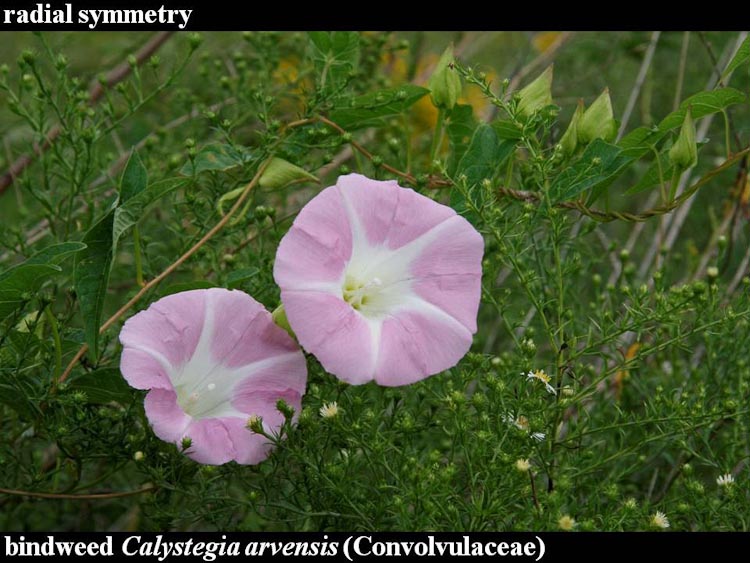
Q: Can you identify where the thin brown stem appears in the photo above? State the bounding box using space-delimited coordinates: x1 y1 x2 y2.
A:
528 471 541 514
0 485 156 500
318 115 450 188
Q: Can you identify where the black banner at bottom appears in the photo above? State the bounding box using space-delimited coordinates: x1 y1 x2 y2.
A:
0 532 745 561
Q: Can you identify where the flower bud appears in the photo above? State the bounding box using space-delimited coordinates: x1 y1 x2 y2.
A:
259 157 318 190
669 108 697 170
246 415 264 433
578 88 617 144
276 399 295 419
559 99 584 156
428 44 461 110
188 33 203 51
516 65 553 118
271 304 296 339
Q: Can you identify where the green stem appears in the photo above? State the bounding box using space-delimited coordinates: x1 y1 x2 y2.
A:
722 110 731 158
669 168 682 202
133 225 144 287
429 107 446 163
44 306 62 386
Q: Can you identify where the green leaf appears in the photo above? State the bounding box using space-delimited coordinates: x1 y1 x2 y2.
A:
161 280 216 296
180 143 251 176
0 242 86 322
0 383 39 419
624 139 710 196
446 104 478 176
619 88 746 158
492 120 524 140
24 241 87 266
658 88 746 131
226 267 260 289
550 139 634 203
456 124 515 186
452 124 516 218
68 368 134 404
113 178 184 250
308 32 359 93
625 147 673 195
0 263 60 321
618 126 656 156
329 85 430 130
723 35 750 79
119 150 148 203
74 211 115 359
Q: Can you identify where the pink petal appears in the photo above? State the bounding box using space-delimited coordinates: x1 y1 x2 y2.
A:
337 174 455 249
208 289 299 368
120 348 171 390
220 417 275 466
274 185 352 290
232 352 306 421
410 216 484 332
411 214 485 277
181 418 234 465
375 310 473 386
412 274 482 333
281 290 375 385
144 388 191 442
119 290 206 369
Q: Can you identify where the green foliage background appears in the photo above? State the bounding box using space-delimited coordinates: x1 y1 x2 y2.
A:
1 31 749 531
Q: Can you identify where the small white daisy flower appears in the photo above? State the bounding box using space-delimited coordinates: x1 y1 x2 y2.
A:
650 511 670 529
716 473 735 487
524 369 557 395
319 401 340 419
531 432 546 442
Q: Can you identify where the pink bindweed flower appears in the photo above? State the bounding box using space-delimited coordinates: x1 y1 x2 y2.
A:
274 174 484 386
119 288 307 465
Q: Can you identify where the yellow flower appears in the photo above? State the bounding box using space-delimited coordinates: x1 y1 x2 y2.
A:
532 32 564 54
558 514 576 531
515 458 531 473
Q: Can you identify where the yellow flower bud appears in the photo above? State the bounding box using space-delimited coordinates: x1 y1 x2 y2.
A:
669 108 697 170
517 65 553 118
428 45 462 110
578 88 617 144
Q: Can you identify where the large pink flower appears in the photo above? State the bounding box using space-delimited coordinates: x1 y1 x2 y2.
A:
119 288 307 465
274 174 484 386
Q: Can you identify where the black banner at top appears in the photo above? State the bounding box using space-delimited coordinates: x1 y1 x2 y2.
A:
0 1 745 31
1 532 749 562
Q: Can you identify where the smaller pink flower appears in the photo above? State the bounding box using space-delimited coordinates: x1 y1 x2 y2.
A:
119 288 307 465
274 174 484 386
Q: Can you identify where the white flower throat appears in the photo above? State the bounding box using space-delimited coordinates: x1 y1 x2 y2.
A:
175 374 225 418
342 275 383 310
